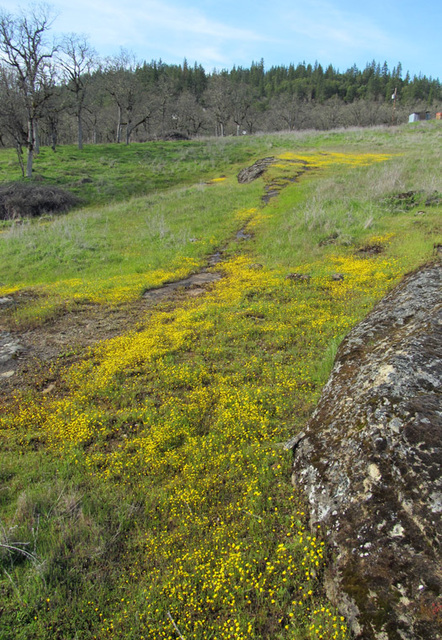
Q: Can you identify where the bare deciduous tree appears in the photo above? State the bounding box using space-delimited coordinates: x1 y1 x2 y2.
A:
173 91 206 137
205 75 233 137
0 64 27 174
231 83 253 135
105 50 154 144
268 93 308 131
58 33 98 149
0 4 57 176
152 75 177 138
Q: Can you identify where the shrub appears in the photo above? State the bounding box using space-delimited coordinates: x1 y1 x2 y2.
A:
0 182 79 220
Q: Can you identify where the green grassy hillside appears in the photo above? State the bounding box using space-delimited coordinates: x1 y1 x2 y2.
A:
0 123 440 640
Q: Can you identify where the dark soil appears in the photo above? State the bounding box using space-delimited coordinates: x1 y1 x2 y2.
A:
0 273 222 399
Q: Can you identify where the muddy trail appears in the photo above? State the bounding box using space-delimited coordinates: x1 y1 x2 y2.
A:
0 157 309 399
0 257 224 398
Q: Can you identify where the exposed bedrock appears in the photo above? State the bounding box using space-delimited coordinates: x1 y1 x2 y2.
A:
237 157 275 183
291 261 441 639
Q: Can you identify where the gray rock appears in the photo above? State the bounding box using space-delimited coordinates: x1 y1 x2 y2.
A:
291 262 442 639
285 272 311 282
237 157 274 184
0 370 15 378
143 272 221 301
0 331 24 365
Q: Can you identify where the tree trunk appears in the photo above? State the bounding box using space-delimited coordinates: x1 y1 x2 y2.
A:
116 104 122 143
77 111 83 150
33 120 40 155
26 147 33 178
51 123 57 151
26 119 34 177
15 144 25 177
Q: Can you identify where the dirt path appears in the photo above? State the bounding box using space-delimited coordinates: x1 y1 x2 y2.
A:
0 270 224 398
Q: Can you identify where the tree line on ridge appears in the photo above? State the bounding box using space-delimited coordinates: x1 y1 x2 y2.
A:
0 6 440 176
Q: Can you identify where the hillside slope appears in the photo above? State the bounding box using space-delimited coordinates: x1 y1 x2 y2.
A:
0 124 441 639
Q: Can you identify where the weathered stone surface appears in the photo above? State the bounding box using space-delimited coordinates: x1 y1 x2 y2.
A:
0 331 24 381
291 262 442 639
0 331 24 365
143 271 221 301
285 272 311 282
237 157 274 183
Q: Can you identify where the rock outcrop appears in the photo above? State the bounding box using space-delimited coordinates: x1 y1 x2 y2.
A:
237 157 274 183
0 331 24 379
291 262 441 639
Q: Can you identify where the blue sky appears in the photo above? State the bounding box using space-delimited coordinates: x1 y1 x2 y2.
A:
2 0 441 79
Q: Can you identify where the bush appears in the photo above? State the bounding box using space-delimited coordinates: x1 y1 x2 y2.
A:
0 182 79 220
162 131 190 141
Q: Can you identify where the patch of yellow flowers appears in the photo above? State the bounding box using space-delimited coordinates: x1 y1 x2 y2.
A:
4 151 403 639
278 151 393 167
42 256 202 305
8 253 401 638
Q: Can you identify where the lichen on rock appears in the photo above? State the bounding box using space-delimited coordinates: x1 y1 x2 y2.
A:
291 261 442 639
237 157 275 183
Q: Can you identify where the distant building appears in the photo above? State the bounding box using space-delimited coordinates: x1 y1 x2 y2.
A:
408 111 431 123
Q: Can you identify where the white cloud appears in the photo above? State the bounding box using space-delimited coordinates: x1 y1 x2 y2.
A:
283 0 394 51
1 0 438 77
37 0 271 67
49 0 267 47
130 0 264 42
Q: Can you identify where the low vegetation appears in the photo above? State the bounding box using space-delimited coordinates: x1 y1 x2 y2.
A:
0 138 261 206
0 122 441 639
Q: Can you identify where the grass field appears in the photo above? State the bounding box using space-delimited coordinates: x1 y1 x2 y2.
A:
0 123 441 640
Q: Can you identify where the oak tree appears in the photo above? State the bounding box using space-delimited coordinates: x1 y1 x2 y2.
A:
0 5 57 176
